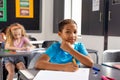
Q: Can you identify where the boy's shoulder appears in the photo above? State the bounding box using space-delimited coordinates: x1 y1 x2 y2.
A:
52 42 83 46
51 42 84 47
47 41 61 49
51 41 60 46
74 42 83 45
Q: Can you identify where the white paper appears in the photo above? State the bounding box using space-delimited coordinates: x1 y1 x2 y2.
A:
33 68 90 80
92 0 100 11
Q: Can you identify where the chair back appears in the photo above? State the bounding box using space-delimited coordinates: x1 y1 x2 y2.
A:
42 40 58 48
103 50 120 62
29 36 39 48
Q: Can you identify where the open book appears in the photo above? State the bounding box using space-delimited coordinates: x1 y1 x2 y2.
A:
33 68 90 80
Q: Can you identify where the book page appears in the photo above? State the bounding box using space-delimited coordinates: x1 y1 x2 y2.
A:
33 68 90 80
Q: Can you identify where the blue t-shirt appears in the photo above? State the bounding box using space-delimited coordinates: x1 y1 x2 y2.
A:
45 42 88 65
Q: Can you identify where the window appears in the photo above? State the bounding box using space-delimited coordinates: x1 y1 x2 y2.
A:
53 0 82 36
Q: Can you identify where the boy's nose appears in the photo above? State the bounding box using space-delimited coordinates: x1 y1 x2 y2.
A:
70 33 75 37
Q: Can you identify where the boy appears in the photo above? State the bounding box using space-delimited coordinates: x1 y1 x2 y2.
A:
35 19 93 72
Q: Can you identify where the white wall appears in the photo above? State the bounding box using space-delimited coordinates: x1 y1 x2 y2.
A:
28 0 120 64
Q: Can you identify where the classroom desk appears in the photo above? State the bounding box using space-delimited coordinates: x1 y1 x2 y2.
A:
102 62 120 70
18 64 120 80
0 50 32 80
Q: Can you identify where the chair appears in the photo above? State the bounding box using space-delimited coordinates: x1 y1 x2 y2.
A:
42 40 58 48
28 53 43 69
29 35 39 48
102 50 120 62
27 40 58 69
87 49 98 64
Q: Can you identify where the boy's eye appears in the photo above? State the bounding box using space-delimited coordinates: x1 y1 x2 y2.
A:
74 31 77 34
66 31 71 33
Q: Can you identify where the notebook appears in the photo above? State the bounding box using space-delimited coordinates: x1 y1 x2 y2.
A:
102 62 120 70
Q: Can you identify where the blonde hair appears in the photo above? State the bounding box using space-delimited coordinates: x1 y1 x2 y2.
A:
6 23 27 46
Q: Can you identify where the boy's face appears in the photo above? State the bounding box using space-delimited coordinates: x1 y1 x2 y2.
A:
58 23 78 44
12 28 22 39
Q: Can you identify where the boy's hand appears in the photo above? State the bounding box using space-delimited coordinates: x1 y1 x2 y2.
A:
60 41 73 53
63 62 78 72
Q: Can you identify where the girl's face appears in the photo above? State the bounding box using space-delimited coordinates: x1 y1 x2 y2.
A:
12 28 22 39
58 23 78 44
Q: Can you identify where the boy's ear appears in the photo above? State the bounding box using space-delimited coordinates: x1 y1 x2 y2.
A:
58 32 61 36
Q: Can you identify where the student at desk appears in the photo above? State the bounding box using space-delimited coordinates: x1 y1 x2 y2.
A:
0 27 7 42
3 23 35 80
0 27 8 48
35 19 93 72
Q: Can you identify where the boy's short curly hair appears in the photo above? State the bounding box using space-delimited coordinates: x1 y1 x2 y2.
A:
58 19 77 32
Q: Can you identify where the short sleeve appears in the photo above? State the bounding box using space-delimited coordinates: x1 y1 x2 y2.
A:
45 43 58 59
77 43 88 56
22 37 30 44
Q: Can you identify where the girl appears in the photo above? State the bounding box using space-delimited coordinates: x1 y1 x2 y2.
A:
35 19 93 72
4 23 35 80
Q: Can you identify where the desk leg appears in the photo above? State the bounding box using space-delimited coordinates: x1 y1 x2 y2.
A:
95 52 99 64
0 58 3 80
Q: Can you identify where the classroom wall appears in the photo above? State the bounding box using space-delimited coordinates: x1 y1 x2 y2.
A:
28 0 60 41
28 0 120 64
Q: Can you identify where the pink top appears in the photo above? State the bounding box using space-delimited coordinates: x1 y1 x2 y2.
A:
13 37 30 48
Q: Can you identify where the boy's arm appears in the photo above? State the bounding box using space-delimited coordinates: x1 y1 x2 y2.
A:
69 48 93 67
35 54 78 72
60 41 93 67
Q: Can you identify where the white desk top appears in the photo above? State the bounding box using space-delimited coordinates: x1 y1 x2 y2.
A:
30 41 44 45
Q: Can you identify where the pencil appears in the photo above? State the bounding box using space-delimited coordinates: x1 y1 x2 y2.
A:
72 58 76 64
